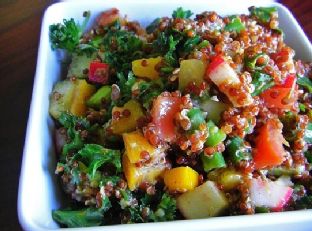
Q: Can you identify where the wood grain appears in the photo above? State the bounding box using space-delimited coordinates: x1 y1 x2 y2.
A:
0 1 310 230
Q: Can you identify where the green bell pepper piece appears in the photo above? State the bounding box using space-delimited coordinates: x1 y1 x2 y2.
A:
205 120 226 147
201 152 226 172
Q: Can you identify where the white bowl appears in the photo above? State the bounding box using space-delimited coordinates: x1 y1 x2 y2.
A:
18 1 312 230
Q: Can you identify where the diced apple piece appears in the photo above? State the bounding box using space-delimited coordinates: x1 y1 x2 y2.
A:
207 56 240 85
179 59 206 91
177 181 229 219
122 153 166 191
206 55 253 107
67 53 96 79
199 99 229 124
70 80 96 116
249 177 293 211
111 100 144 135
164 167 199 192
123 131 159 164
49 80 75 119
132 57 162 80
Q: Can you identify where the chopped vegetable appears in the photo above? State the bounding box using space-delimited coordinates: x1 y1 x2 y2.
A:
205 120 226 147
253 119 286 169
52 208 103 228
226 137 251 164
88 62 109 84
122 153 166 190
110 100 144 135
172 7 193 19
86 85 111 109
123 131 159 163
224 16 245 33
177 181 229 219
251 71 275 96
207 168 243 191
75 144 121 178
249 177 293 211
249 6 277 23
151 94 182 142
132 57 162 80
201 152 226 172
206 55 253 107
187 108 205 131
70 80 96 116
199 99 229 124
297 76 312 93
260 74 298 110
49 11 90 53
245 53 269 71
164 167 199 192
49 80 76 119
179 59 206 90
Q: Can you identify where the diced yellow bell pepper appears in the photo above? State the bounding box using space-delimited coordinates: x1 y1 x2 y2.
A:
123 131 157 164
70 79 96 116
49 79 96 119
122 153 167 191
164 167 199 192
122 153 142 190
132 57 162 80
111 100 144 135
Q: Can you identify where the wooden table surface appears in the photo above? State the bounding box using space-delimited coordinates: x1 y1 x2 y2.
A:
0 1 311 230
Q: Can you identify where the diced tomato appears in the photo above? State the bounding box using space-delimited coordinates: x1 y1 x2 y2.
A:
270 50 289 64
253 119 286 169
205 55 225 76
260 74 297 110
97 8 120 27
280 74 296 88
151 95 182 142
88 62 109 84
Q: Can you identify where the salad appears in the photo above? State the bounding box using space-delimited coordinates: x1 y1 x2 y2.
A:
48 6 312 227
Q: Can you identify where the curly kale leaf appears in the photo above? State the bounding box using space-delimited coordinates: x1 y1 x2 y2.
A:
297 76 312 93
124 192 176 223
249 6 277 23
149 193 176 222
115 71 137 106
76 144 121 179
294 195 312 210
49 11 90 53
172 7 193 19
58 113 92 159
52 208 103 228
102 30 144 73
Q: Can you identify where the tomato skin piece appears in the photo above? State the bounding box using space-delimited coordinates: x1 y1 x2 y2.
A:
205 55 225 76
151 95 182 142
260 74 297 110
253 119 286 169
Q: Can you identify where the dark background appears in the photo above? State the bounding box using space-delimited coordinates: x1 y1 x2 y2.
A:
0 1 311 230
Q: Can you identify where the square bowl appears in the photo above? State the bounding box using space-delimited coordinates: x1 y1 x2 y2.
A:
18 0 312 230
